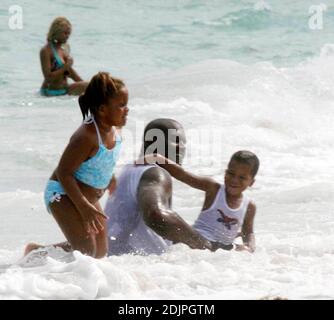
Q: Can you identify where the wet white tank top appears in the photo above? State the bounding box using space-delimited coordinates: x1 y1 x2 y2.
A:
105 164 171 255
193 184 250 245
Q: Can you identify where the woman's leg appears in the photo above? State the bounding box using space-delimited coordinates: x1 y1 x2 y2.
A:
50 195 97 257
68 81 88 96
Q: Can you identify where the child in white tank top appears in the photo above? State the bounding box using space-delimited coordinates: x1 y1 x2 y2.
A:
145 150 260 252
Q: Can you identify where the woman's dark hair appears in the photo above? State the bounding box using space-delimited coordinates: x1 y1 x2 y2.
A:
78 72 125 120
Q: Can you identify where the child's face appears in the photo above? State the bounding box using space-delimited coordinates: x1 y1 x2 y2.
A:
100 87 129 127
224 160 255 197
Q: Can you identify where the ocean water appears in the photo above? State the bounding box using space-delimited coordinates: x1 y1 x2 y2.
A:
1 0 334 299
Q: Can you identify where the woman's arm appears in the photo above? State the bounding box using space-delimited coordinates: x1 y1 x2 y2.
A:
67 66 83 82
40 47 71 82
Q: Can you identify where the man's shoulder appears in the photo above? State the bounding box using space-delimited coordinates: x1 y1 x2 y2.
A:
116 164 171 190
137 166 172 206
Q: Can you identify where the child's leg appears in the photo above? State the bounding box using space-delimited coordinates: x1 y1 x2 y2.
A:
93 202 108 259
50 195 97 257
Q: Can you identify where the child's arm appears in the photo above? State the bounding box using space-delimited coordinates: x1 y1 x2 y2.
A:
142 154 218 192
107 174 117 196
237 202 256 253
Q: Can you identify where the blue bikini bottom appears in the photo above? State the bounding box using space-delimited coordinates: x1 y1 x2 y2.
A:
40 88 68 97
44 180 66 214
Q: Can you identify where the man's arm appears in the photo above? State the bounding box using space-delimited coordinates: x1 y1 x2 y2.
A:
137 167 212 250
238 202 256 253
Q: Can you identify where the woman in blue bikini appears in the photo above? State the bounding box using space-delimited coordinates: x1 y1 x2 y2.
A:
40 17 88 96
26 72 129 258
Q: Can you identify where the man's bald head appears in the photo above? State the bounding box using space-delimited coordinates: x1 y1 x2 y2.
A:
143 118 186 165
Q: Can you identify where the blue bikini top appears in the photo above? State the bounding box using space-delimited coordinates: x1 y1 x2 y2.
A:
74 117 122 189
50 42 65 70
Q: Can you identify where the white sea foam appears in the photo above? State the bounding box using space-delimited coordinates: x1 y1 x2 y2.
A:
254 1 271 12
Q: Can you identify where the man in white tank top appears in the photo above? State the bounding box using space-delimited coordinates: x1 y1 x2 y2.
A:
105 119 213 255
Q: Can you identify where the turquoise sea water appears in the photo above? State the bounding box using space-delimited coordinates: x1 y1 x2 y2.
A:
1 0 334 83
0 0 334 299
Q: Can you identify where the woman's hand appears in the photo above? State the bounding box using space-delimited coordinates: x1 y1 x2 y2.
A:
64 56 73 70
79 202 107 235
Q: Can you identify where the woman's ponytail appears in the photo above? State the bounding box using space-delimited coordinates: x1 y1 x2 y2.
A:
78 94 89 120
78 72 125 120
